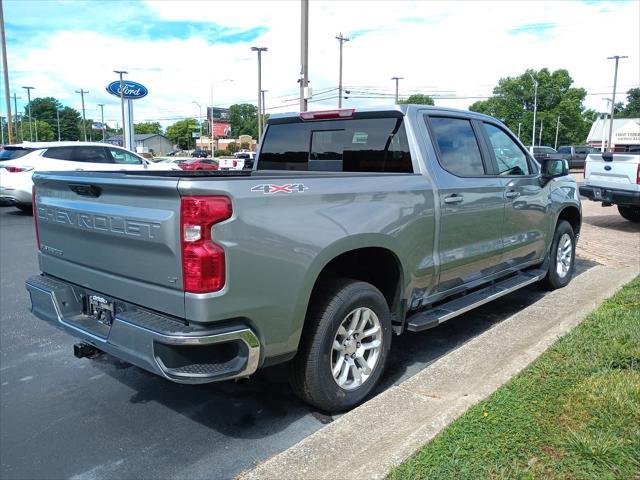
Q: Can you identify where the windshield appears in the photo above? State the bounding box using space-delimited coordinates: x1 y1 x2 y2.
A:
0 148 34 161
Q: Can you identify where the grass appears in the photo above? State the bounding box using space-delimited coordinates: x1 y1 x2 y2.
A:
390 276 640 480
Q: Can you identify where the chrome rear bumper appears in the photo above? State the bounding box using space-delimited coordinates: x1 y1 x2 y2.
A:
25 275 260 383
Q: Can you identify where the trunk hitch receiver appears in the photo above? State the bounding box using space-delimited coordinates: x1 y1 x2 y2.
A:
74 342 102 359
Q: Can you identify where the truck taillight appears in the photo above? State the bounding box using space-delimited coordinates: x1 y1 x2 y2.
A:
180 196 232 293
33 187 40 250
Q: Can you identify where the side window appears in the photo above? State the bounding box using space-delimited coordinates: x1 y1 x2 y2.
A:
42 147 76 161
108 148 142 164
484 123 531 176
428 117 485 177
557 146 571 154
72 146 110 163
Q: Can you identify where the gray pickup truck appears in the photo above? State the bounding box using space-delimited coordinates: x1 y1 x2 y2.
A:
26 106 581 412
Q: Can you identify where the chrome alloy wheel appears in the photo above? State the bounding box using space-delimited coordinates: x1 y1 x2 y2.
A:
330 307 383 391
556 233 573 278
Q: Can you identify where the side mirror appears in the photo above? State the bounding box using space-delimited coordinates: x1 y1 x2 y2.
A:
541 158 568 179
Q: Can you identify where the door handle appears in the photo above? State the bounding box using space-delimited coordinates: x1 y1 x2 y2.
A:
444 194 464 204
505 190 520 199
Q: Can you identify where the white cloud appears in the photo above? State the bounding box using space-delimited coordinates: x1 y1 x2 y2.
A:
5 0 639 128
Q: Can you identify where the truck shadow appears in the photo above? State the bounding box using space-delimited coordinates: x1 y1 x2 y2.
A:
92 258 596 440
581 214 640 233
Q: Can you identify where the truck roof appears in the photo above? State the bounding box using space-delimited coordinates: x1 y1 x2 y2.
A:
267 104 500 124
4 141 119 149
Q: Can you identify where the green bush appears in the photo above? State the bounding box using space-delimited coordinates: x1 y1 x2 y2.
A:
214 149 230 157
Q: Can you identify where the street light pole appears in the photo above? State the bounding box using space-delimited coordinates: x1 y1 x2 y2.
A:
539 120 543 147
75 89 89 142
22 86 34 141
336 33 349 108
517 122 522 139
56 109 61 141
114 70 128 148
12 93 19 141
98 103 105 142
300 0 309 112
251 46 268 143
0 0 13 144
391 77 404 103
192 101 202 150
606 55 628 152
554 116 560 150
527 73 538 153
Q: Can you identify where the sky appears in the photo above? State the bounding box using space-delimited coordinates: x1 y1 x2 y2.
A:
2 0 639 128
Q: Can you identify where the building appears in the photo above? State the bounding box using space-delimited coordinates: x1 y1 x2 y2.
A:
586 117 640 152
107 134 175 155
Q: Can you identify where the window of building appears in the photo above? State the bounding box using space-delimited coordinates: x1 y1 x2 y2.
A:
428 117 485 177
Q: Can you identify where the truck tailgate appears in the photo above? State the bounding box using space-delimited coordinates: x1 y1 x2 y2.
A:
584 153 640 192
33 172 185 317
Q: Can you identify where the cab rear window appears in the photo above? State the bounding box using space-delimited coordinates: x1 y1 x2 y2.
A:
258 117 413 173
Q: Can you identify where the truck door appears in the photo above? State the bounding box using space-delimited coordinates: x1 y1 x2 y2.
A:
425 115 506 293
480 122 547 269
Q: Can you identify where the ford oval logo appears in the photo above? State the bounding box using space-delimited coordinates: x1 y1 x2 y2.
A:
106 81 148 100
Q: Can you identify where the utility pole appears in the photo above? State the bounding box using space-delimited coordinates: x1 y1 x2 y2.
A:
22 86 34 141
12 92 19 140
56 109 61 141
98 103 105 141
554 116 560 149
34 116 38 142
114 70 128 148
192 101 202 149
251 46 267 142
1 0 13 144
391 76 404 103
75 89 88 142
300 0 309 112
600 98 612 151
606 55 628 152
528 72 538 153
517 122 522 139
261 89 267 119
336 33 349 108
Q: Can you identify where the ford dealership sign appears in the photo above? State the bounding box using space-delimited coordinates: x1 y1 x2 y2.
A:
106 80 148 99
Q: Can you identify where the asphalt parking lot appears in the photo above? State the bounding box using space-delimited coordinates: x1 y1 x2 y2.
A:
0 203 620 480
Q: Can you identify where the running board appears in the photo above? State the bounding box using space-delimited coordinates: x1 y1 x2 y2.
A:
406 269 547 332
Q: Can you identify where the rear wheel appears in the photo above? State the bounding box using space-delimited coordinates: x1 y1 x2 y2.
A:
16 205 33 215
541 220 575 290
289 279 392 412
618 205 640 223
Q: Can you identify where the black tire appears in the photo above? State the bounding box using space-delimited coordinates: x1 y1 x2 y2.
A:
541 220 576 290
618 205 640 223
289 279 392 412
16 205 33 215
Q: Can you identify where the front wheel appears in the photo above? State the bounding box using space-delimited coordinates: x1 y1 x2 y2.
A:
618 205 640 223
289 279 392 412
541 220 576 290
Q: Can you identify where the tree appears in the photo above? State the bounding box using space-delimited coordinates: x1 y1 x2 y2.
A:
166 118 198 150
469 68 593 146
33 119 55 141
620 88 640 118
229 103 258 138
227 141 239 154
399 94 435 105
58 107 81 141
134 122 162 135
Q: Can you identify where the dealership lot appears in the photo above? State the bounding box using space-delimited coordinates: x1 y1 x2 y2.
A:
0 199 637 479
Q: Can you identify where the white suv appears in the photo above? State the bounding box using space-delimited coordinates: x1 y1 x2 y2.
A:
0 142 179 212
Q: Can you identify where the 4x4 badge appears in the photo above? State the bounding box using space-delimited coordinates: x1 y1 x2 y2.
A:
251 184 308 194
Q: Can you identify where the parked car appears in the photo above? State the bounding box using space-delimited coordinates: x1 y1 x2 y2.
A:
529 146 560 162
0 142 179 212
579 151 640 222
556 145 599 169
178 158 219 171
26 106 581 412
192 149 209 158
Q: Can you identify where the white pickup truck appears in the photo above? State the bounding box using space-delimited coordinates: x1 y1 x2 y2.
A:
579 152 640 222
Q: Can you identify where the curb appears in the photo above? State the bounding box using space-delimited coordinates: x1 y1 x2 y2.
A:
239 264 639 480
